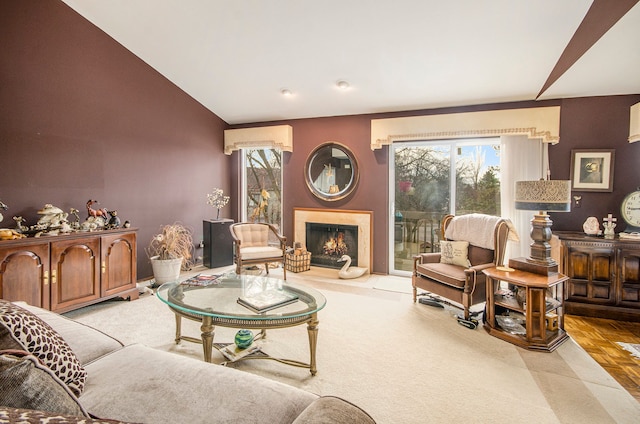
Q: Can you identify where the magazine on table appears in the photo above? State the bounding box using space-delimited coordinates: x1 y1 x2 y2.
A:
219 342 260 362
237 289 299 313
180 274 223 286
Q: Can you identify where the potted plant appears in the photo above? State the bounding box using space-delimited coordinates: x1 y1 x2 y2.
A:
146 223 194 285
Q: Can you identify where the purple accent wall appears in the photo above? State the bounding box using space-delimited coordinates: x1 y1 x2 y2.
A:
2 1 639 278
549 96 640 231
232 96 640 274
0 1 231 279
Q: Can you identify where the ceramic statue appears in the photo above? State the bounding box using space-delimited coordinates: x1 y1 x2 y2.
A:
337 255 367 279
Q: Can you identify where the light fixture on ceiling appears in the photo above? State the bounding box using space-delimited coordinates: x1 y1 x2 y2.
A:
336 80 350 90
281 88 292 97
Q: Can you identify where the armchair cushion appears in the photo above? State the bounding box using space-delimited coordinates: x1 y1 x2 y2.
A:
416 262 467 289
439 240 470 267
232 224 270 247
240 246 284 260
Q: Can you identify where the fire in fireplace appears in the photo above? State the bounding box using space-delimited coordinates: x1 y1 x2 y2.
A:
305 222 358 269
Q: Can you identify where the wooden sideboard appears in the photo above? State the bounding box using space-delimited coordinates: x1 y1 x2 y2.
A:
556 232 640 322
0 228 138 313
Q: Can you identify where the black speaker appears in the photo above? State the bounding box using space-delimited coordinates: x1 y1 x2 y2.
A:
203 219 234 268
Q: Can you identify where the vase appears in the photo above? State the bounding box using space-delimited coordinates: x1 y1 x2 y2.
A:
234 329 254 349
150 256 183 285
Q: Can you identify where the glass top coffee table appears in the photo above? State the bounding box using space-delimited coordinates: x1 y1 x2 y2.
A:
156 272 327 375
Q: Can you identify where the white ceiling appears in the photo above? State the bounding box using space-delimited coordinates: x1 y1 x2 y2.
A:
61 0 640 125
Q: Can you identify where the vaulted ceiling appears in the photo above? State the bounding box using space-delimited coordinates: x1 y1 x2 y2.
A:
62 0 640 125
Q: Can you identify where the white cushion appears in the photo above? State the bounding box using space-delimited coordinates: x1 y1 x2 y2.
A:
233 224 269 247
240 246 283 260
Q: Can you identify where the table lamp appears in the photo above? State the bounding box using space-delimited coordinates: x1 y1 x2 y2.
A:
509 179 571 275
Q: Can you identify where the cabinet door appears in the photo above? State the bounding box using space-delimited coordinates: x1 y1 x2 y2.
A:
101 232 136 297
50 237 101 312
618 248 640 308
0 243 50 309
566 244 615 305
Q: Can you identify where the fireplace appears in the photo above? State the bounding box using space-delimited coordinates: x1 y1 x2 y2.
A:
305 222 359 269
293 208 372 272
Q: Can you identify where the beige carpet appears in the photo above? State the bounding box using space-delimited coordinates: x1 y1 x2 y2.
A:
65 266 640 424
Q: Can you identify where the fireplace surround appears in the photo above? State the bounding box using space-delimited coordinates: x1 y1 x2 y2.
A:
293 208 372 272
305 222 359 269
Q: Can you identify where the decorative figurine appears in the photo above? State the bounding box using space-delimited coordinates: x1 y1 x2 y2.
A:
86 200 108 220
336 255 368 279
106 210 121 229
0 200 7 223
36 204 68 231
12 216 26 233
603 214 617 239
583 217 600 235
69 208 81 229
83 200 108 229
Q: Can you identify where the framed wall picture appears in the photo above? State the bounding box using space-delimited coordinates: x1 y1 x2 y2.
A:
570 149 615 192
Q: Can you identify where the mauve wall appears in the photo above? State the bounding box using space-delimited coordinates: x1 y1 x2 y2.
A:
233 95 640 274
549 96 640 230
0 0 231 279
2 2 639 278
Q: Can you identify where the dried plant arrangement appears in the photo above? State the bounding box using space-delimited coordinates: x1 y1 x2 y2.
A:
146 223 195 270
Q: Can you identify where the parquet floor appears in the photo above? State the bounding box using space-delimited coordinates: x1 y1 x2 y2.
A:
564 314 640 402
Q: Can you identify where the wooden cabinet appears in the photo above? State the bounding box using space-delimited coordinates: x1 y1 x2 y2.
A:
557 232 640 322
0 242 50 310
50 236 101 312
484 267 569 352
0 229 138 313
101 231 137 298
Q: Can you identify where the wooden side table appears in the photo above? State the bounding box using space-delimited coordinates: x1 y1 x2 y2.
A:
483 267 569 352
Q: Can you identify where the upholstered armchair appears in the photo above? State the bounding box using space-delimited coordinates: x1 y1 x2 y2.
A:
412 214 510 321
229 223 287 279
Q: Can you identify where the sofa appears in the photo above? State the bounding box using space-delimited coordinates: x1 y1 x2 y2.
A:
0 300 375 423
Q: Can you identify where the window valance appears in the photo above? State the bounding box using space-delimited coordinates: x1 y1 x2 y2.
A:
629 102 640 143
370 106 560 150
224 125 293 155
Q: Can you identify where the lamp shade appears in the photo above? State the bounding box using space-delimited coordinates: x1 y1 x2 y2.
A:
515 180 571 212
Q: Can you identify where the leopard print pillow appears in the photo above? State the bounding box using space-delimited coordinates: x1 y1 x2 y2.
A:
0 407 137 423
0 301 86 397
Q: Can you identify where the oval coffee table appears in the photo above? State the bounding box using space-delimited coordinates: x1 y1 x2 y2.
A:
156 272 327 375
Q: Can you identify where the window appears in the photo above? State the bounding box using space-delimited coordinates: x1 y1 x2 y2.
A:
241 148 283 229
390 138 500 273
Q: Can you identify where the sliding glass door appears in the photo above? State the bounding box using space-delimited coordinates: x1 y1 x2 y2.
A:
390 138 500 273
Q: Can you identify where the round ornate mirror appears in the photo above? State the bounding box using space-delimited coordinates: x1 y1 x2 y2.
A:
305 142 359 201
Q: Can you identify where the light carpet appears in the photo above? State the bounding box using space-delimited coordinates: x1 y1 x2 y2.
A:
65 266 640 424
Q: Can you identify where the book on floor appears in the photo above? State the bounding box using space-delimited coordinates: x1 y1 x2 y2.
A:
237 289 299 313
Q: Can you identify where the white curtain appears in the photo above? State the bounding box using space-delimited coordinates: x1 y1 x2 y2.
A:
500 135 546 260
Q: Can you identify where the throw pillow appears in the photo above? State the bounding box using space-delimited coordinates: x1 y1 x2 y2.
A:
0 300 87 397
0 407 137 424
440 240 470 267
0 350 88 417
